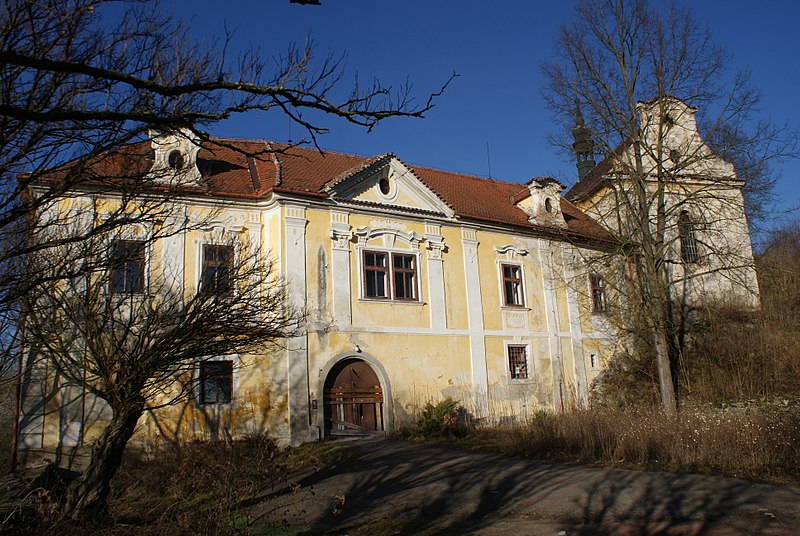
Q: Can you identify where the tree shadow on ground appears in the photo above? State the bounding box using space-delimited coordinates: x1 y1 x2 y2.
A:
247 438 800 535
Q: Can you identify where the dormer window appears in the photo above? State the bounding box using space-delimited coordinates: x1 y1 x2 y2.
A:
149 128 202 183
168 150 184 170
545 197 553 213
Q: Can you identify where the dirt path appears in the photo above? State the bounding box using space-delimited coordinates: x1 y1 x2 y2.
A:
258 437 800 535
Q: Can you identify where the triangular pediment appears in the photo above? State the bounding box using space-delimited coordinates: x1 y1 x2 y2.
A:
325 156 455 218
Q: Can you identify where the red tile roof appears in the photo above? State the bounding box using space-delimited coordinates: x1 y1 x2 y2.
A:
41 137 615 246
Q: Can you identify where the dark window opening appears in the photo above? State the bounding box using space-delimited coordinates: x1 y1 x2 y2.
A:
502 264 524 306
199 360 233 404
168 149 184 169
378 178 391 195
110 240 145 293
679 212 700 263
202 244 234 295
590 274 608 313
508 345 529 379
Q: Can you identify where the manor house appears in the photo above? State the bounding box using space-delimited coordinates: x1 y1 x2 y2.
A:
18 97 758 449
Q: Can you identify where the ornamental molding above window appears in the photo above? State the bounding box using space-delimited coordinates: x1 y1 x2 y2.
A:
355 223 422 250
495 244 528 261
188 213 249 236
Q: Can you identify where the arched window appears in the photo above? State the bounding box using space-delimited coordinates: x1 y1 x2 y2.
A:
678 211 700 263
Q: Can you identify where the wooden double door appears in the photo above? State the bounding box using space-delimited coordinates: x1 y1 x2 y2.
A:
324 359 384 436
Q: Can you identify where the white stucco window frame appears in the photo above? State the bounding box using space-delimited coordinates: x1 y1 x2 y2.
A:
102 220 154 297
192 226 245 296
372 168 400 203
356 246 423 304
194 354 241 408
495 245 530 311
504 340 534 383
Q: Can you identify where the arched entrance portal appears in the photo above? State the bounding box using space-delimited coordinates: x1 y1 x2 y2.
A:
324 358 384 436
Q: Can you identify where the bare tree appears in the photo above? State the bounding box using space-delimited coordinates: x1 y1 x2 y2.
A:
22 225 299 519
543 0 797 413
0 0 450 378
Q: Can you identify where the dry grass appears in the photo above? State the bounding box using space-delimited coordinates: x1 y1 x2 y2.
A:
4 436 351 535
480 404 800 484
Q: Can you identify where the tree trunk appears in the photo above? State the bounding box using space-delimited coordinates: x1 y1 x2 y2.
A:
64 401 144 520
653 324 677 415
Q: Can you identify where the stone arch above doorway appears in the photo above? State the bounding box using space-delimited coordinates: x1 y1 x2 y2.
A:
319 353 391 436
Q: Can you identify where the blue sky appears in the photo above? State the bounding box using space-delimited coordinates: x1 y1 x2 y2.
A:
164 0 799 225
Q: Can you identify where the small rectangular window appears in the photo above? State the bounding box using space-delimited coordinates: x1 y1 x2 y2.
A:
502 264 524 306
363 251 389 298
590 274 607 313
508 345 529 379
679 212 700 263
392 254 417 300
199 360 233 405
201 244 233 295
110 240 146 293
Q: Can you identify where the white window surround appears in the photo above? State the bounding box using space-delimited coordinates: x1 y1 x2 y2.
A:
357 246 423 304
373 171 399 203
109 239 148 295
192 225 245 294
497 262 528 309
104 221 153 296
195 355 241 407
504 341 534 382
495 245 529 309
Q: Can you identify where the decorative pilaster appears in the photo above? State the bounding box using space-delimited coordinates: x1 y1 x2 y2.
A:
283 204 312 444
539 239 564 412
462 227 488 417
329 210 353 328
425 223 447 331
564 252 589 408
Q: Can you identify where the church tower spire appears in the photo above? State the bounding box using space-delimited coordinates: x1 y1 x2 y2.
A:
572 99 596 181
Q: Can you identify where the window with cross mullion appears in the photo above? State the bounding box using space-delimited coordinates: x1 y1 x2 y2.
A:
201 244 233 295
392 253 417 300
363 251 389 299
502 264 524 307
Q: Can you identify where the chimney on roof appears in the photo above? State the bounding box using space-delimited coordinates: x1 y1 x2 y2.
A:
572 99 596 181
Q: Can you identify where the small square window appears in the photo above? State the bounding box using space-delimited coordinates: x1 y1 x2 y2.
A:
201 244 233 295
590 274 608 313
502 264 524 307
508 345 529 380
199 360 233 405
110 240 146 293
